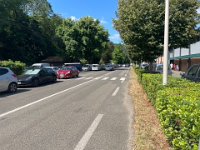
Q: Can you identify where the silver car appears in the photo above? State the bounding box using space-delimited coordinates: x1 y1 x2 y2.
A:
0 67 18 93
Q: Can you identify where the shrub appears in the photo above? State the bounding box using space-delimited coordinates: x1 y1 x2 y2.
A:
134 71 200 149
0 60 26 75
156 87 200 149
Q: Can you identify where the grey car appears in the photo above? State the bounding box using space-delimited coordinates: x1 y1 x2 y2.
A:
0 67 18 93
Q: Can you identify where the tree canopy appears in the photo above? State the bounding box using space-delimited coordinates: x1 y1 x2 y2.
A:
114 0 200 62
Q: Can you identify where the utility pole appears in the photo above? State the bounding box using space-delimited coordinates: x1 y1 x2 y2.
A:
163 0 170 85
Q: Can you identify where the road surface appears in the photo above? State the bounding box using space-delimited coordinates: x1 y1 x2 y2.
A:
0 68 132 150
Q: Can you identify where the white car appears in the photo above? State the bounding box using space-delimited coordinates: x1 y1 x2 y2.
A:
0 67 18 93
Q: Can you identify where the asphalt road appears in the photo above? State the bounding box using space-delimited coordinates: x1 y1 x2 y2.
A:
0 68 132 150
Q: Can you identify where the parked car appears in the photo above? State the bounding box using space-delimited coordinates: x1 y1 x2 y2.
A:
18 67 57 87
91 64 101 71
57 66 79 79
105 64 114 71
154 64 172 75
32 63 50 68
0 67 18 93
45 66 60 75
82 64 92 71
181 64 200 82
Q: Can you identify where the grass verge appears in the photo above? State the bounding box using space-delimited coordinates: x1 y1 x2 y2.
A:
129 69 170 150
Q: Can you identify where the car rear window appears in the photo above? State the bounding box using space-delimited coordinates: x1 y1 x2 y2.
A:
0 68 9 76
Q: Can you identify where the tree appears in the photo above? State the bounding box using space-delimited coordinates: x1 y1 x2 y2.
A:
114 0 200 63
112 44 129 64
56 17 109 63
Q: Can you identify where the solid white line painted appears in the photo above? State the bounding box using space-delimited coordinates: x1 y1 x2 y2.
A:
125 74 127 77
102 77 109 80
111 77 117 81
86 77 93 80
76 77 85 80
0 72 112 118
74 114 104 150
112 87 120 96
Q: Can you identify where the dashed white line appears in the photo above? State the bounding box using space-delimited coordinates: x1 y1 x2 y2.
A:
111 77 117 81
112 87 120 96
120 77 126 83
74 114 104 150
102 77 109 80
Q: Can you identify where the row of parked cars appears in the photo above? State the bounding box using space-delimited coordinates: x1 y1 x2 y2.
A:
0 63 80 93
82 64 115 71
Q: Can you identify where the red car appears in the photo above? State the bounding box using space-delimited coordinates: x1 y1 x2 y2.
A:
57 66 79 79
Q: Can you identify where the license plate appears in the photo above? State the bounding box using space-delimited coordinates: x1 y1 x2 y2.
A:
18 82 21 84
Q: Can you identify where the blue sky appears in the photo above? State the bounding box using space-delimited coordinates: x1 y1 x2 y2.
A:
47 0 121 43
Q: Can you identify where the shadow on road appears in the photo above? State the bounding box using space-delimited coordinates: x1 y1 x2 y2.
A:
0 89 31 98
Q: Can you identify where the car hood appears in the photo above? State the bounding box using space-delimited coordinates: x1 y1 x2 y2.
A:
18 74 35 81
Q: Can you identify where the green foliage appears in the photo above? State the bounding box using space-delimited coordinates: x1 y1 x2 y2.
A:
56 17 109 63
114 0 200 62
135 72 200 149
0 60 26 75
112 44 129 64
156 87 200 150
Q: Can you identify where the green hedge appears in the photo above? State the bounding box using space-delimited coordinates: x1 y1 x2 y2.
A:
134 70 200 149
0 60 26 75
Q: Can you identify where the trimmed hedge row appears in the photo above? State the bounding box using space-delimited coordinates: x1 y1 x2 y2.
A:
135 68 200 150
0 60 26 75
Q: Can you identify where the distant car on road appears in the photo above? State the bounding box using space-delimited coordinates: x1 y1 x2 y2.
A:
155 64 172 75
32 63 50 68
18 67 57 87
181 64 200 82
105 64 114 71
82 64 92 71
57 66 79 79
91 64 101 71
0 67 18 93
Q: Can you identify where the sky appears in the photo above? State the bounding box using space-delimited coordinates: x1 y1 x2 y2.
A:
47 0 121 43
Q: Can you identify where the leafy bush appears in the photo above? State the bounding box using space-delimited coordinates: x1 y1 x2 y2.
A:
0 60 26 75
156 87 200 150
134 71 200 149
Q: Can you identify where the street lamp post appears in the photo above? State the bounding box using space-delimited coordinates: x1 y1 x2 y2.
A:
163 0 170 85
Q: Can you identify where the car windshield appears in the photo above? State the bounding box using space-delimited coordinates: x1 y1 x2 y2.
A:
24 69 40 75
157 65 171 71
83 65 89 67
61 67 72 70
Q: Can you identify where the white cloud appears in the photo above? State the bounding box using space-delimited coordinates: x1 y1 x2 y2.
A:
197 8 200 14
70 16 79 21
109 33 122 43
100 18 107 25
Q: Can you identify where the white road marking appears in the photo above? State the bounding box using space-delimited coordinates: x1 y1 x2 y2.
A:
94 77 101 80
101 77 109 80
0 72 113 118
125 74 127 77
85 77 93 80
112 87 120 96
111 77 117 81
74 114 104 150
120 77 126 83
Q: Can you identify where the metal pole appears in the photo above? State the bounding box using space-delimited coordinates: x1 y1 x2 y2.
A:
163 0 170 85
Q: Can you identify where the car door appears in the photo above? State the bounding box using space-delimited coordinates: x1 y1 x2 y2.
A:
186 65 199 81
38 69 48 83
195 66 200 82
0 68 9 91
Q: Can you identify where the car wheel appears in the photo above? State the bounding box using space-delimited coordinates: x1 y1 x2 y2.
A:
8 83 17 93
32 79 39 87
